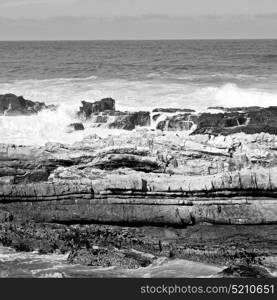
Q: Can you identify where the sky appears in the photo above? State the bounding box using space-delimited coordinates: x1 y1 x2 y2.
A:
0 0 277 40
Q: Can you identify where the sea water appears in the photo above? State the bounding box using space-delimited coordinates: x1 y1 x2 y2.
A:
0 40 277 145
1 40 277 277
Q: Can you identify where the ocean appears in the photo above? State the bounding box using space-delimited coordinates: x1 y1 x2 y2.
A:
0 39 277 145
1 40 277 277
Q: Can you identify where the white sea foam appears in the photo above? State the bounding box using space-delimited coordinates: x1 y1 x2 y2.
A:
1 77 277 145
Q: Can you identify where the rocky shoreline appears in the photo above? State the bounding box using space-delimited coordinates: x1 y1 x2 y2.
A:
1 93 277 277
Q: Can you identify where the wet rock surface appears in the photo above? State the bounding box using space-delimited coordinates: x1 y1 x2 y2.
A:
153 108 196 113
78 98 115 119
109 111 150 130
67 246 154 268
0 222 276 272
193 106 277 135
217 264 273 278
157 114 197 131
68 123 85 131
0 93 48 116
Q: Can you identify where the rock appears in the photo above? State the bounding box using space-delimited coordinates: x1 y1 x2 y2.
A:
0 176 14 185
68 123 85 131
96 115 109 123
153 108 195 113
152 114 161 122
217 264 272 278
208 106 261 113
1 222 277 271
109 111 150 130
78 98 115 119
76 98 151 130
192 106 277 135
192 112 247 135
0 210 13 222
156 114 197 131
67 246 151 269
13 168 50 184
0 93 48 116
91 153 162 172
12 240 34 252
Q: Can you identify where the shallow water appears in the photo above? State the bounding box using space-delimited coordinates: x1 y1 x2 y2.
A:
0 246 223 278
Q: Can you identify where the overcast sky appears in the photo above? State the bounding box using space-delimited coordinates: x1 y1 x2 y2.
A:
0 0 277 40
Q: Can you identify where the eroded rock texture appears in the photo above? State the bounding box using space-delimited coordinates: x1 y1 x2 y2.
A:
0 93 49 116
1 96 277 273
1 130 277 226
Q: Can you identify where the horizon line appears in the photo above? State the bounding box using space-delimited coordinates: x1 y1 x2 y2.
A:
1 38 277 42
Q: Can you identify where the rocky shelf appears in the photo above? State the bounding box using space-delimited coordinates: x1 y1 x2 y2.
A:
1 94 277 275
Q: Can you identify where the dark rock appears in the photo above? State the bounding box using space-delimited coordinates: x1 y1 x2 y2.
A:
13 168 50 184
197 112 247 129
2 222 277 271
67 246 148 269
68 123 85 131
157 114 197 131
153 108 195 113
152 114 161 122
191 112 247 135
78 98 115 119
0 93 48 116
207 106 225 111
92 153 162 172
217 264 272 278
208 106 261 113
109 111 150 130
96 115 108 123
12 240 34 252
192 106 277 135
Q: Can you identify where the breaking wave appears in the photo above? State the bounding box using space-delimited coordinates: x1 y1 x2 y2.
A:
1 76 277 145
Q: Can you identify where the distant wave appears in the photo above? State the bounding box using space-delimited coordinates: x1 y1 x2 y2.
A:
12 75 98 84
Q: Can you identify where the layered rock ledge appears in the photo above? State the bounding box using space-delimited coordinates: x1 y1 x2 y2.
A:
1 94 277 275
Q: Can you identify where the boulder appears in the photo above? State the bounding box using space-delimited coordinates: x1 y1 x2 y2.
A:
109 111 150 130
78 98 115 119
67 246 153 269
68 123 85 131
0 93 47 116
217 264 272 278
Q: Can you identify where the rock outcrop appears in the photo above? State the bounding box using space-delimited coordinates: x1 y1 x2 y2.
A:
0 93 48 116
2 131 277 226
193 106 277 135
1 95 277 275
68 123 85 131
109 111 150 130
156 114 197 131
67 246 154 268
153 108 196 113
78 98 115 119
77 98 150 130
153 105 277 136
1 222 277 272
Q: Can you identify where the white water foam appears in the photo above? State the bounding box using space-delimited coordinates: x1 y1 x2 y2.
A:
1 76 277 146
